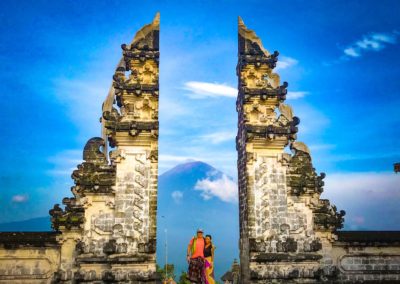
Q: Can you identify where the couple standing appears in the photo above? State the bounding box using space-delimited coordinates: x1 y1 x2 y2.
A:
186 228 216 284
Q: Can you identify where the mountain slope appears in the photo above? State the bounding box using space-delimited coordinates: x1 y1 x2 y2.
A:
156 161 239 280
0 216 51 231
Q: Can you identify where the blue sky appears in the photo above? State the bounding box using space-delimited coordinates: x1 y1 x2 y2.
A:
1 0 399 231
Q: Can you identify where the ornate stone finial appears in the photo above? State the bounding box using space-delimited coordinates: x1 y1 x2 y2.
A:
130 12 160 49
71 137 116 195
238 16 270 56
279 103 294 120
83 137 107 165
153 12 160 25
291 141 311 156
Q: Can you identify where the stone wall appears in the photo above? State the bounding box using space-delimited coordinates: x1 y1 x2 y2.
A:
0 233 60 284
332 232 400 282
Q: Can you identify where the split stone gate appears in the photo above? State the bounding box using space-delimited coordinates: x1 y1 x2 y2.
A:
0 13 400 284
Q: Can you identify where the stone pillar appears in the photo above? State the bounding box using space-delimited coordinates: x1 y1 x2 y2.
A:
101 12 160 282
236 17 345 283
49 14 160 283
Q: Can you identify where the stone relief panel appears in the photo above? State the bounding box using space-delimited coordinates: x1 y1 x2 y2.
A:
240 65 280 89
127 60 159 85
92 212 115 234
253 155 288 240
119 94 158 122
114 149 151 254
252 154 323 255
0 257 54 280
340 255 400 273
244 102 277 125
249 263 321 281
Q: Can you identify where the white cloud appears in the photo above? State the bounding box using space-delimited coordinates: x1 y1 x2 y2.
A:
159 95 191 120
183 81 237 99
275 56 298 71
198 131 236 144
286 91 308 100
294 103 330 136
159 154 200 163
52 77 109 134
326 150 400 163
325 172 399 197
171 190 184 204
308 144 336 151
12 194 29 203
343 31 398 58
194 174 238 203
46 149 82 177
323 172 400 230
344 47 360 57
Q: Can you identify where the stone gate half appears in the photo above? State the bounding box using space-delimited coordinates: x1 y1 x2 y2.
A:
236 17 400 283
0 13 160 283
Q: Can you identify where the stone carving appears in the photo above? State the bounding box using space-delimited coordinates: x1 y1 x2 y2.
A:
237 17 346 283
49 200 84 231
103 13 159 149
291 141 311 155
340 255 400 273
47 13 160 282
71 137 116 195
2 13 400 284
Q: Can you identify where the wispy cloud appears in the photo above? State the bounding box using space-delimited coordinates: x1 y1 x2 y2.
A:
276 56 298 71
323 172 400 230
11 194 29 203
159 154 200 163
194 174 238 203
52 77 109 133
294 103 330 136
343 31 399 58
159 93 191 121
171 190 183 204
308 143 336 151
326 150 400 163
286 91 308 100
46 149 82 177
198 131 236 144
183 81 237 99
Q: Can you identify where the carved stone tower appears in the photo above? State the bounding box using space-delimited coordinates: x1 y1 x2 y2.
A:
236 17 345 283
49 14 160 283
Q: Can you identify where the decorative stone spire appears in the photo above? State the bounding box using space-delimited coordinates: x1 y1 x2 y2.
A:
50 14 160 283
237 17 345 283
237 18 297 155
238 16 270 57
103 13 160 148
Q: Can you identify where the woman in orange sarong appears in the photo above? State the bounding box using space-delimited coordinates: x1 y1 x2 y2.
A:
204 234 215 284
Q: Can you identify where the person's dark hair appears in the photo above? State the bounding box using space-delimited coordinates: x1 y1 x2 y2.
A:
205 234 212 240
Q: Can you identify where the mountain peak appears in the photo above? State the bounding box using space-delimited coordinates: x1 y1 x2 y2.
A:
161 161 217 177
